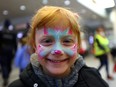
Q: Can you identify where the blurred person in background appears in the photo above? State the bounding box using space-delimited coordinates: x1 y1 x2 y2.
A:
0 31 16 87
3 19 11 30
9 6 109 87
110 48 116 72
14 36 31 73
94 26 113 80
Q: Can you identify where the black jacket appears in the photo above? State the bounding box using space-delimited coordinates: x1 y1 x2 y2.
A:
8 64 109 87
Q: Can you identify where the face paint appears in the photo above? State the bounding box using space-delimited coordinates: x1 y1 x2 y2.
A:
36 28 77 58
37 45 51 58
63 44 77 57
51 41 63 55
51 50 62 55
47 28 77 57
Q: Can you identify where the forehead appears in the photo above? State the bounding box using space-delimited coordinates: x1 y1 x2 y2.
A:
36 27 75 36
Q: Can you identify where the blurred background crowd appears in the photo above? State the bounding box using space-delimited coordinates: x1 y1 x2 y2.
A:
0 0 116 87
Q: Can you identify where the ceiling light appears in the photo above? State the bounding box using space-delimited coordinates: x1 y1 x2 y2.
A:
20 5 26 11
110 10 116 22
94 0 115 8
3 10 8 15
17 32 23 39
8 25 14 30
78 0 115 8
64 0 70 6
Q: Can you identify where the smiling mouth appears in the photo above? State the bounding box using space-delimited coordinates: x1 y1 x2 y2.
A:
46 58 69 63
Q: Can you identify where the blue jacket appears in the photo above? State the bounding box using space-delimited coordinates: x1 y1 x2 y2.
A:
14 45 30 69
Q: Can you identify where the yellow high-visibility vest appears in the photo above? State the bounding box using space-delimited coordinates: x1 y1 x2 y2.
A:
94 34 110 56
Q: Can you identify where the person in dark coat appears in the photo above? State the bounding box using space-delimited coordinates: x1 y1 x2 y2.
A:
8 6 109 87
0 32 17 87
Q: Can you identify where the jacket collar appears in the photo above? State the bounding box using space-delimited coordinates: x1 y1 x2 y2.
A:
30 53 85 87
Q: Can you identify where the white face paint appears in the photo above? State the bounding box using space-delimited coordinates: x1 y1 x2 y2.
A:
35 27 78 78
36 28 78 59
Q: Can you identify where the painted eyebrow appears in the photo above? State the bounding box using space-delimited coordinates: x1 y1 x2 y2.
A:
42 35 74 38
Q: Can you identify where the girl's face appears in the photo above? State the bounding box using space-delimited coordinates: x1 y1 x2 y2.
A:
35 27 78 78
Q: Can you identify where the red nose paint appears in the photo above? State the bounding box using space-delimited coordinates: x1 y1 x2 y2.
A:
54 50 62 54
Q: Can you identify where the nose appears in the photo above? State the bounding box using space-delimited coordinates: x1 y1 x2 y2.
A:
51 42 63 55
51 50 63 55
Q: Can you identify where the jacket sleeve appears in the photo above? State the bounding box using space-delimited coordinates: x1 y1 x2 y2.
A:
14 48 23 67
8 79 25 87
79 66 109 87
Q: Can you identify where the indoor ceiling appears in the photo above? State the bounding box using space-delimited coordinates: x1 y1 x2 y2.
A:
0 0 109 25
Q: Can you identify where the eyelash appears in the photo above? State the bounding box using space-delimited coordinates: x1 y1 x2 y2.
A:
40 39 53 46
62 39 74 46
63 39 72 42
44 39 52 43
40 39 74 46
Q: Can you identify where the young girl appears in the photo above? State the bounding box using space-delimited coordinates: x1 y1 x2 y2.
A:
8 6 109 87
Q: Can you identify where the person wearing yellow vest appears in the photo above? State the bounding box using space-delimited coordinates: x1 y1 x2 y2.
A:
94 26 113 80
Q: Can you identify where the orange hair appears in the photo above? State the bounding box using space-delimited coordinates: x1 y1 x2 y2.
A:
29 6 81 52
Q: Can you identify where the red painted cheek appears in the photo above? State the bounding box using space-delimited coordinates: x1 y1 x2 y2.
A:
37 45 44 59
72 44 77 53
71 44 78 58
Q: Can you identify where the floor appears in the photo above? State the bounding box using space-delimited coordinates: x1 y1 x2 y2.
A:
0 54 116 87
84 54 116 87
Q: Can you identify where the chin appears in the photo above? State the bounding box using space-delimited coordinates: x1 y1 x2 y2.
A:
47 67 69 78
